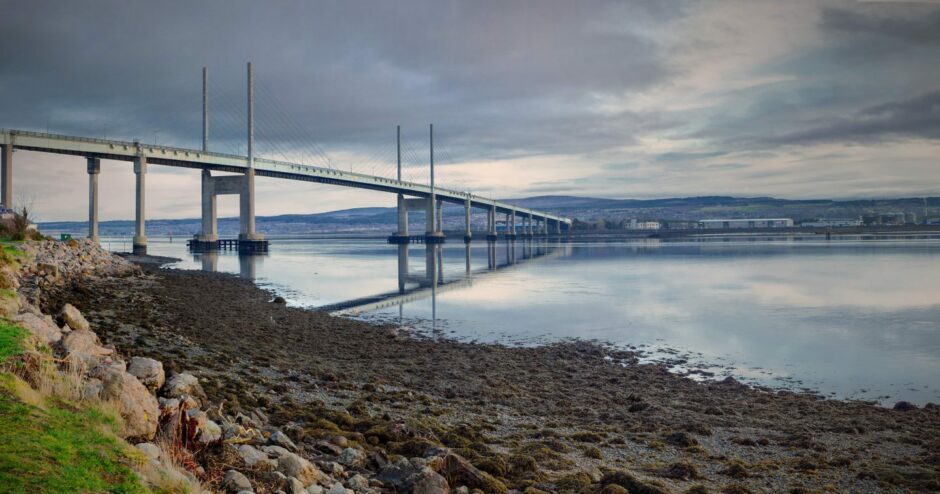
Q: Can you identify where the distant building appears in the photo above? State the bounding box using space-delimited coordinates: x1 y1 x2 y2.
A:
800 218 862 228
698 218 794 229
926 217 940 225
625 219 660 230
905 212 918 225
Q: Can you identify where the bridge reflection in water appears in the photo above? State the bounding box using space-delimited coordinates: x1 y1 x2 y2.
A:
190 239 567 332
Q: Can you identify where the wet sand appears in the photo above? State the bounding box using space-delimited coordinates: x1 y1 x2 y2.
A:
53 265 940 493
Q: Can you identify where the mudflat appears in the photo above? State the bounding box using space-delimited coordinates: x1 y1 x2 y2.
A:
55 265 940 493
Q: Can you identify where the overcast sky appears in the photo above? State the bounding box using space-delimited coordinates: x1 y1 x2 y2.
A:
1 0 938 221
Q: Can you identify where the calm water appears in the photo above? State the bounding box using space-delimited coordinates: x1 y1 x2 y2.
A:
100 234 940 405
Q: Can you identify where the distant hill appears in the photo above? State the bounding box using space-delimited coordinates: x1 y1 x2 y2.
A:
40 195 939 236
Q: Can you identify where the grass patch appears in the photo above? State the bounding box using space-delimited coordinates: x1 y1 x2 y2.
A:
0 320 27 363
0 375 151 493
0 321 152 493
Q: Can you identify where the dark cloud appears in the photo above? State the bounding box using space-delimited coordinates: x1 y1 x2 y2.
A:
764 91 940 146
0 0 678 164
821 7 940 44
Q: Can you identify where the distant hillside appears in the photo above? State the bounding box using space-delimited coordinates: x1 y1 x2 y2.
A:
40 195 940 236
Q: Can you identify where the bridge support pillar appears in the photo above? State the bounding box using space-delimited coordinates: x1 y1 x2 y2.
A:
425 196 445 244
526 213 533 237
508 210 517 240
1 144 11 210
133 155 147 255
554 220 562 235
239 168 263 241
87 157 100 241
197 169 219 247
463 199 472 243
486 205 497 242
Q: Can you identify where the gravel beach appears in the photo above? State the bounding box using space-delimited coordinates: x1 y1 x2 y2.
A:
49 263 940 493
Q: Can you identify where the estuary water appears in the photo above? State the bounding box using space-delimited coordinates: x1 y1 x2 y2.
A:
102 234 940 406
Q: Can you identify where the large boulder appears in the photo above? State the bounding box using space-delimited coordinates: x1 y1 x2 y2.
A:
277 452 325 486
59 303 90 331
237 444 274 468
127 356 165 391
162 373 207 405
13 312 62 345
60 329 112 357
222 470 252 493
95 366 159 439
338 447 366 468
410 468 450 494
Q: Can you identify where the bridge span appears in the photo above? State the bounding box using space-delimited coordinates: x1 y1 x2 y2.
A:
0 65 570 253
0 128 570 253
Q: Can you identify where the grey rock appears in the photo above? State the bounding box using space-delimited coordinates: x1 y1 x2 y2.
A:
338 447 366 467
277 452 324 486
162 372 207 405
135 442 162 462
237 444 270 468
127 357 165 391
223 470 253 493
410 468 450 494
268 430 299 452
59 303 90 331
306 486 325 494
82 378 103 401
285 477 306 494
262 445 292 458
13 312 61 345
347 474 369 491
326 484 349 494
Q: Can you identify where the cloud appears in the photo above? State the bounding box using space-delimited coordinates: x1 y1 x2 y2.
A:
761 91 940 146
0 0 938 220
821 7 940 43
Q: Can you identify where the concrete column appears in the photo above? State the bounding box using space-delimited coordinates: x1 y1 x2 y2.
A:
1 144 11 209
87 157 100 241
527 213 533 236
487 205 497 241
510 210 516 237
463 199 472 242
396 194 408 236
426 196 436 234
133 155 147 255
554 220 562 235
436 199 443 231
199 169 218 241
239 168 262 240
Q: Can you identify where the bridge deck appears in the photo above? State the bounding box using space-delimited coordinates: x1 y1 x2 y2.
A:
1 129 570 224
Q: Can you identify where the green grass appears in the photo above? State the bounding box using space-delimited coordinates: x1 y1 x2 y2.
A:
0 322 152 494
0 320 27 364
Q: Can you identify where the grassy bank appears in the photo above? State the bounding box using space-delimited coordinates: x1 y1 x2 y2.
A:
0 319 151 493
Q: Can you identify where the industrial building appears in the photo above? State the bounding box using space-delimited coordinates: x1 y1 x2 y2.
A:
698 218 794 229
800 218 863 228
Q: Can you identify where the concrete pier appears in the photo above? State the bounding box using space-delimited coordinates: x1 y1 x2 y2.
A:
198 169 218 245
486 204 498 242
464 198 472 243
87 157 100 241
133 155 147 255
508 210 517 240
0 144 10 210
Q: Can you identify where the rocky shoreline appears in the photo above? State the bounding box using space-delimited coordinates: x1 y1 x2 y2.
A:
14 240 940 493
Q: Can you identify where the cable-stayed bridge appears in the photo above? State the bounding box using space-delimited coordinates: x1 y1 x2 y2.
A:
0 64 570 254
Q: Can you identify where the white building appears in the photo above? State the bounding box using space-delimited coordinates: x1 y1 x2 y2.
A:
698 218 794 229
625 219 661 230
